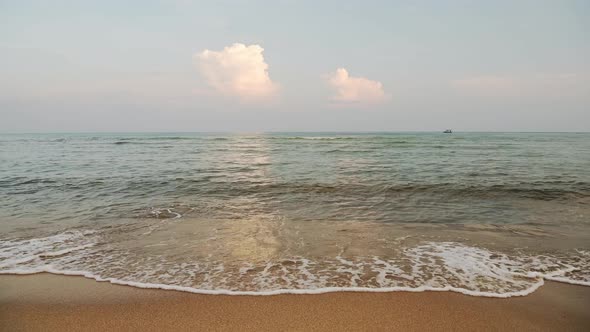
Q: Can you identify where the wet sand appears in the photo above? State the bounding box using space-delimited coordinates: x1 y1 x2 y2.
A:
1 274 589 331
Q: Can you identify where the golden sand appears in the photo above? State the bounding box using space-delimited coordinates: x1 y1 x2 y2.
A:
1 274 589 331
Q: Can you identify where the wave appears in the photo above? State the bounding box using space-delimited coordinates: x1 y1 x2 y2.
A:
202 181 590 201
3 176 588 201
0 231 588 298
262 137 417 145
0 267 548 298
113 141 136 145
270 136 357 140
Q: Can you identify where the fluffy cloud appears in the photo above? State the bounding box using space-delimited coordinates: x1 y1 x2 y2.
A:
327 68 389 104
196 43 278 101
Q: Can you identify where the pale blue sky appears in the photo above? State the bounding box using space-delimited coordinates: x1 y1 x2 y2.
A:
1 0 589 132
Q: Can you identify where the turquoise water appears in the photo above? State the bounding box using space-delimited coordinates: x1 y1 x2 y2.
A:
1 132 589 296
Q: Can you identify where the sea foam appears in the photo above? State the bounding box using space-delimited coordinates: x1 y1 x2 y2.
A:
1 230 588 297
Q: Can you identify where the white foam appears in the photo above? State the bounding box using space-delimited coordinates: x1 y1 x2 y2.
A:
0 232 588 298
545 275 590 287
0 266 546 298
142 207 184 235
38 244 96 258
150 208 182 219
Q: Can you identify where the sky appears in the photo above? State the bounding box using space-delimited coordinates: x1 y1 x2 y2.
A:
1 0 589 132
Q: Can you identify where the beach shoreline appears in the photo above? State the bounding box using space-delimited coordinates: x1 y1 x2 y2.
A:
1 274 589 331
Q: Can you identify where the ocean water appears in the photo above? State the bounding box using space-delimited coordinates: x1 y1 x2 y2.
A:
1 132 589 297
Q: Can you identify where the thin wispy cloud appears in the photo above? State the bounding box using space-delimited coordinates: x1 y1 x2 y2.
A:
196 43 278 102
326 68 390 104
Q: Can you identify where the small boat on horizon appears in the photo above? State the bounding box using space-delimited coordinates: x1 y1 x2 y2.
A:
443 129 453 133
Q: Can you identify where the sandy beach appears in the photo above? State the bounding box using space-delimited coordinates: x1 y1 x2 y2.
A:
0 274 588 331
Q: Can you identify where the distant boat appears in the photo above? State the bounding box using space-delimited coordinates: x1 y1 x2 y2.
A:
443 129 453 133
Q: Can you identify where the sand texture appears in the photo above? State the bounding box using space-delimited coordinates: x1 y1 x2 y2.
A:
1 274 589 331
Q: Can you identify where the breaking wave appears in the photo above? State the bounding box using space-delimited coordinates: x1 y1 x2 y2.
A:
0 230 588 298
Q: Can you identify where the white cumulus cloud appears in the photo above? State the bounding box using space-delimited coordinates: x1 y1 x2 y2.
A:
326 68 389 104
196 43 278 101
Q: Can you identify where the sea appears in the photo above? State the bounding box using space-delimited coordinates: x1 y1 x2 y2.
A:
1 132 589 297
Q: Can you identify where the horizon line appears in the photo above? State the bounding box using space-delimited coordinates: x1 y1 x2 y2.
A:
1 130 589 135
